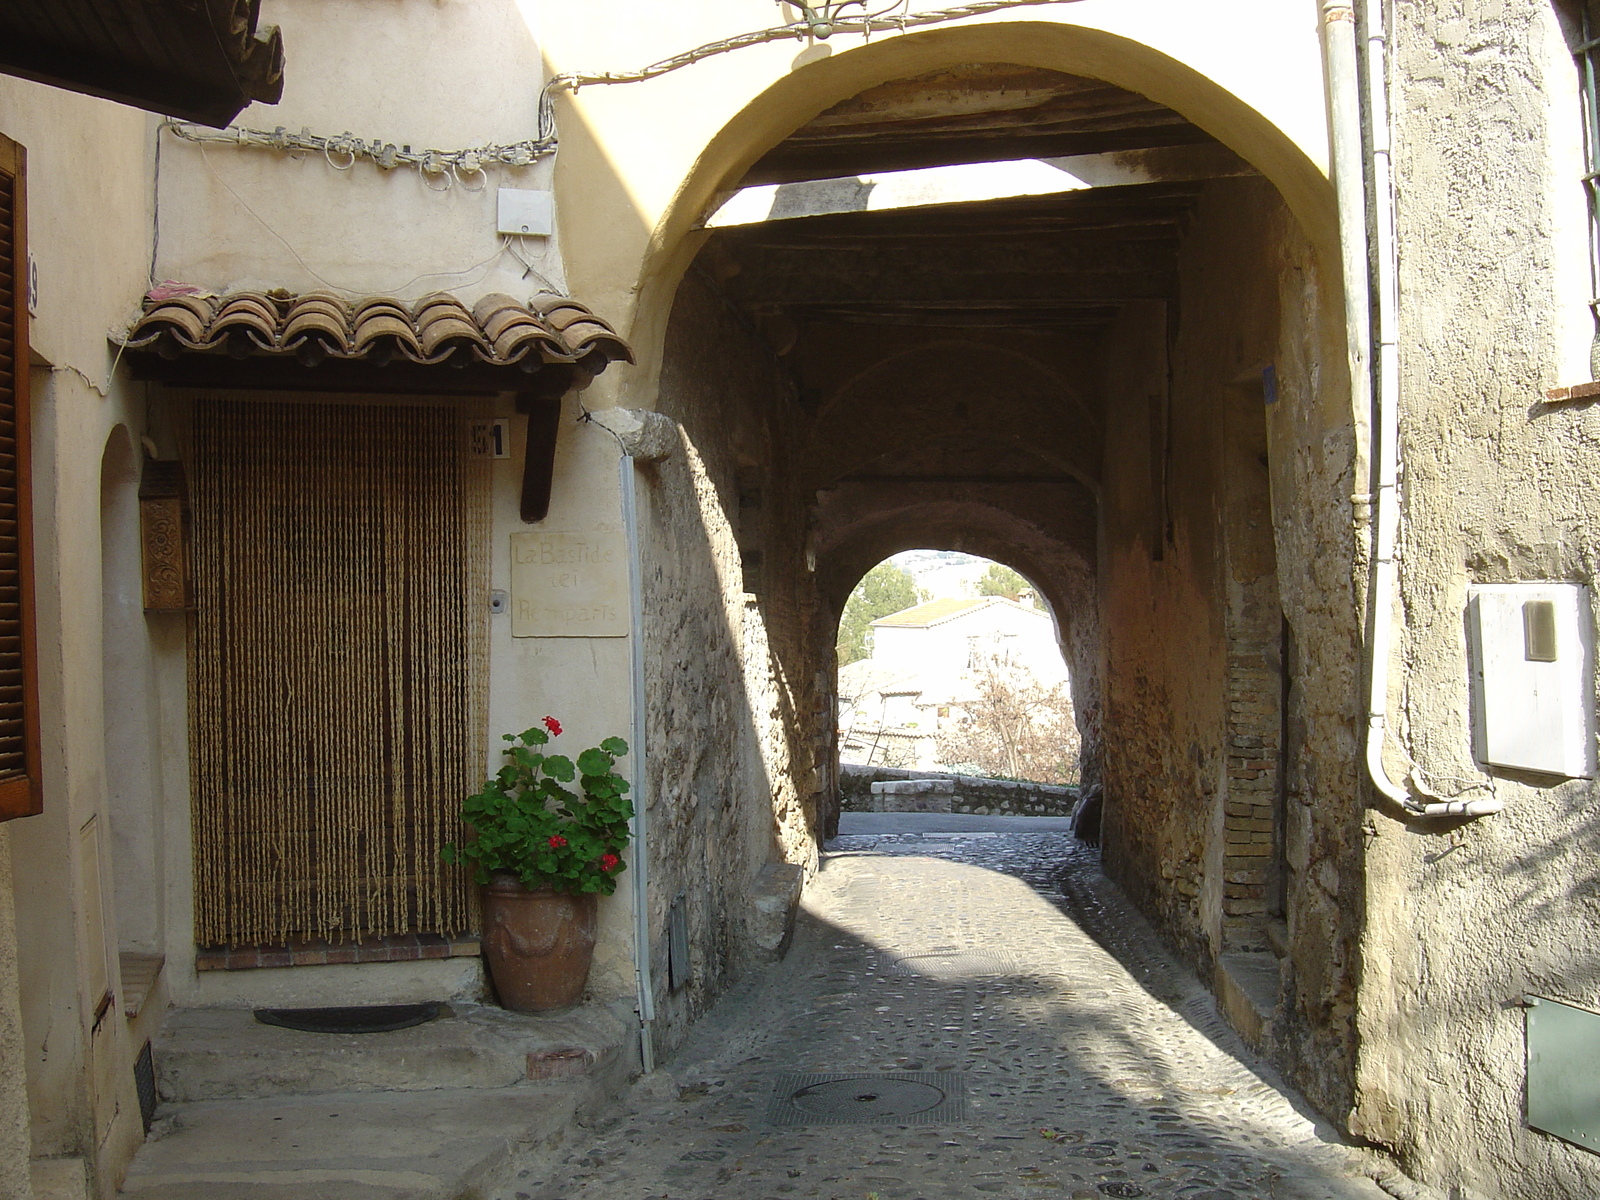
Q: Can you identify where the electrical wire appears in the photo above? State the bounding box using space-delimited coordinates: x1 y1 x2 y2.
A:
193 139 516 297
165 117 556 186
150 119 164 286
546 0 1083 91
500 233 564 295
161 2 1082 185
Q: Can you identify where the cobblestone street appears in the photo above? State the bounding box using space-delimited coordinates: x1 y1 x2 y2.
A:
503 820 1393 1200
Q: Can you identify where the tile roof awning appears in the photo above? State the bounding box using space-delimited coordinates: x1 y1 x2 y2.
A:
121 289 632 374
119 287 635 525
0 0 284 127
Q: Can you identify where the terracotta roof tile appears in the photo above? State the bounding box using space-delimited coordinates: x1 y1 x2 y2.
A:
119 288 633 370
872 597 994 627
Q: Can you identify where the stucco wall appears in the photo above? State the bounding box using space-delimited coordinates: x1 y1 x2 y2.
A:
163 0 564 304
0 829 32 1199
1 71 160 1195
1349 3 1600 1196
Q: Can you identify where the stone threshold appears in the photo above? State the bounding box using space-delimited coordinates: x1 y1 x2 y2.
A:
195 931 480 971
120 1001 641 1199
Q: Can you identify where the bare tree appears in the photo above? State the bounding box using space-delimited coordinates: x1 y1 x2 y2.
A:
937 657 1080 785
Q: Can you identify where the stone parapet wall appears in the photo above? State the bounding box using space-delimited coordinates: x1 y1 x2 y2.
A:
840 764 1078 817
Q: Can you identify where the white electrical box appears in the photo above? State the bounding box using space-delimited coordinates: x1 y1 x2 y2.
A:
1469 583 1595 778
497 188 553 237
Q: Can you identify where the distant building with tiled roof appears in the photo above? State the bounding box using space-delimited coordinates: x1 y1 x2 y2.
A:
869 595 1060 676
870 596 990 627
841 593 1068 769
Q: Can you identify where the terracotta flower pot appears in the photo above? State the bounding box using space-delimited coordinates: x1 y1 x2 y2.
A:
480 875 598 1012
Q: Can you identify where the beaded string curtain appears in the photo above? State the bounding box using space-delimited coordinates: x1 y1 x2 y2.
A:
188 400 490 946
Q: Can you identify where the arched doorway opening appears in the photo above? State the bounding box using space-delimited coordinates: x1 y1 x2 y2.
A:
834 550 1080 786
100 425 166 972
642 25 1353 1107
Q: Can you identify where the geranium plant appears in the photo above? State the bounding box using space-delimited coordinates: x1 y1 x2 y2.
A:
442 717 632 895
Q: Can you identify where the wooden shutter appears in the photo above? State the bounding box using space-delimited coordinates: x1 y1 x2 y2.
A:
0 134 41 821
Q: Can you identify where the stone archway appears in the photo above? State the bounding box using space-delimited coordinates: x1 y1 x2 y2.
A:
614 19 1339 401
643 23 1362 1118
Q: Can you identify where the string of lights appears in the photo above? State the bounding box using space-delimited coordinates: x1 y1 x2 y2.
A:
163 0 1079 184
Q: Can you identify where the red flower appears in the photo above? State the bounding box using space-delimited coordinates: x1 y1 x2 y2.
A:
542 716 562 736
600 852 620 872
547 835 567 849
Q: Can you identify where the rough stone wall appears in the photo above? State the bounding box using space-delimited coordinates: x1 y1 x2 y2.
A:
1218 365 1286 954
1348 4 1600 1196
1099 282 1225 976
646 271 823 1057
1257 197 1364 1122
838 764 1079 816
1099 176 1364 1119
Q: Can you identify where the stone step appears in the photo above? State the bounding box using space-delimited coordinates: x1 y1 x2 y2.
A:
31 1157 89 1200
117 1085 585 1200
155 1001 635 1103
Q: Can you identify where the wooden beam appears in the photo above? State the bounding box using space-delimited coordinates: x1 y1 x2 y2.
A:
744 64 1214 185
518 394 563 524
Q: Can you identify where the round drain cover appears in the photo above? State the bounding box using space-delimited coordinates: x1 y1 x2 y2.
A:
790 1077 946 1120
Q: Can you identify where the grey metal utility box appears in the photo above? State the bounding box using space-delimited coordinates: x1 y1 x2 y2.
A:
1527 995 1600 1153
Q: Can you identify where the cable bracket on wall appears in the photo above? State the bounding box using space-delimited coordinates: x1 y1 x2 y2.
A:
162 118 557 189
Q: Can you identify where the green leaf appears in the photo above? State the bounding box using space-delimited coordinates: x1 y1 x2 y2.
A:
577 748 614 777
447 727 635 892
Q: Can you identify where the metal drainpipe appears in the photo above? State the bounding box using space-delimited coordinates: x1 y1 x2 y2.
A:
618 453 658 1071
1326 0 1503 818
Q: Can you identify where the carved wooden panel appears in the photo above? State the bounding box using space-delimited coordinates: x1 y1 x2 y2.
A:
139 461 192 611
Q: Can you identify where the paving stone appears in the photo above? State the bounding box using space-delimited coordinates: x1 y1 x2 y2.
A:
499 828 1395 1200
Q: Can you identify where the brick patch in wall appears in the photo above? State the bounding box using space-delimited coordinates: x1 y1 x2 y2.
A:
195 932 481 972
1220 614 1283 949
1544 380 1600 402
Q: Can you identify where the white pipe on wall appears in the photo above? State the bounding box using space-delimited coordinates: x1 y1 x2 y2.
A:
1328 0 1503 819
618 453 658 1071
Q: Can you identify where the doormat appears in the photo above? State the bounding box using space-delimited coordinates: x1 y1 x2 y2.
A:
766 1072 965 1126
253 1001 446 1034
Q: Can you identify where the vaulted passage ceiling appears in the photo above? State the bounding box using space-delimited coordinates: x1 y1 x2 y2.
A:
742 63 1214 184
703 182 1201 332
705 63 1253 335
681 61 1267 611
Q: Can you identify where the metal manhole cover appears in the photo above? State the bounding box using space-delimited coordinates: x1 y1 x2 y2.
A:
881 950 1020 979
766 1072 966 1126
1069 1143 1119 1159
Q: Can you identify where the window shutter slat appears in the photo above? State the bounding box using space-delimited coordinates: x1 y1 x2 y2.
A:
0 133 41 822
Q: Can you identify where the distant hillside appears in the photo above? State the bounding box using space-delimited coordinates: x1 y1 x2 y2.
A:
889 549 989 598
